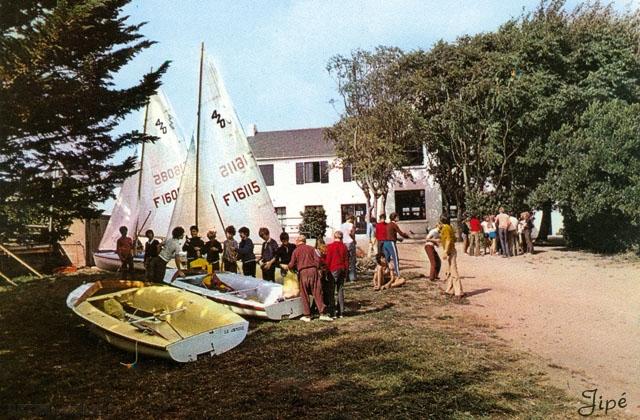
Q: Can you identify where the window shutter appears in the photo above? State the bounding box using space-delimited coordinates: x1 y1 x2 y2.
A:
342 164 352 182
259 164 274 186
295 162 304 184
320 161 329 183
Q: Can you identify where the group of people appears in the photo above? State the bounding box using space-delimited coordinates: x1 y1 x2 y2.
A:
114 222 352 322
459 207 535 257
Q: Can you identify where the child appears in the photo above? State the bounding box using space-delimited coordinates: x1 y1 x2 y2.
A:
373 253 389 291
143 229 160 271
222 225 239 273
204 229 222 271
237 226 256 277
116 226 134 279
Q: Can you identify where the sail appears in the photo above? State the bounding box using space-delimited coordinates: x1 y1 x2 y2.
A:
136 91 188 239
167 136 225 237
98 172 140 250
198 54 282 242
99 90 187 250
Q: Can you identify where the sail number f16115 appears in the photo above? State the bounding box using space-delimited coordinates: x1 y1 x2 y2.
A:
223 181 260 206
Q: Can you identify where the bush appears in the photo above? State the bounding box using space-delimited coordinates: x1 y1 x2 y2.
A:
298 207 327 239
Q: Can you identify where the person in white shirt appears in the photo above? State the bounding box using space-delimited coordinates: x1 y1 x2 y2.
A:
482 215 497 256
340 215 356 282
146 226 185 283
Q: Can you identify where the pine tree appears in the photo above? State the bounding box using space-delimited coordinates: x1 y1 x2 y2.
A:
0 0 169 242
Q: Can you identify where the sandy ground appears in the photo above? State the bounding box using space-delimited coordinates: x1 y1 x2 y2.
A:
396 240 640 416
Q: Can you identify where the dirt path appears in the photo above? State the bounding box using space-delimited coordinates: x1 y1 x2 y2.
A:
397 240 640 416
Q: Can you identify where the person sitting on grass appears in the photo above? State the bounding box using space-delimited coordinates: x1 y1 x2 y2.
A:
373 253 390 291
374 253 406 290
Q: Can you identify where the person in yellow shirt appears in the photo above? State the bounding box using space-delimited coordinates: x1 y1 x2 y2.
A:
439 215 464 301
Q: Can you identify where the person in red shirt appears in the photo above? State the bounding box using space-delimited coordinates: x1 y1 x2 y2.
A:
325 231 349 318
286 235 333 322
375 213 388 255
383 213 410 276
116 226 134 279
468 214 482 256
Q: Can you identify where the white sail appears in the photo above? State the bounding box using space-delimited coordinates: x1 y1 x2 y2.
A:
198 54 282 241
167 137 226 237
136 91 188 239
98 171 140 250
98 90 187 251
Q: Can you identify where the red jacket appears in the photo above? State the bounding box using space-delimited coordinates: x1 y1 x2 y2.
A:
325 241 349 272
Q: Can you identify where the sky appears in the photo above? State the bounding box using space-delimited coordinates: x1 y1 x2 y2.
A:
102 0 638 210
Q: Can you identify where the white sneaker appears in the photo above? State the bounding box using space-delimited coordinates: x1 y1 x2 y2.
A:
299 316 312 322
319 314 334 322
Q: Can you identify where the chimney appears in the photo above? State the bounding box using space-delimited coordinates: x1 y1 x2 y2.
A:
248 123 258 136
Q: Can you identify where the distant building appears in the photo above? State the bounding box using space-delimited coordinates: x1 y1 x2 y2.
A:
248 127 442 236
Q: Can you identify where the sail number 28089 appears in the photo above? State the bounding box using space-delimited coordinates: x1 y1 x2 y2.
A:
153 163 185 185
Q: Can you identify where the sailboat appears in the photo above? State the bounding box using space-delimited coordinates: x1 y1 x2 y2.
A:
66 280 248 362
94 90 187 271
165 45 303 320
168 45 281 241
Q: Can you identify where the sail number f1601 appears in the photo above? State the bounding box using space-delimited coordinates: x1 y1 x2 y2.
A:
223 181 260 206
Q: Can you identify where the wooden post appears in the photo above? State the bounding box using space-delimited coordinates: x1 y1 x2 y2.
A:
0 270 18 286
0 244 44 278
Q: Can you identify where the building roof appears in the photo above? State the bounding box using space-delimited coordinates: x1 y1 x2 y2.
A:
248 127 335 160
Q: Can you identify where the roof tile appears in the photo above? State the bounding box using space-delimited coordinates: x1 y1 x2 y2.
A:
248 127 335 160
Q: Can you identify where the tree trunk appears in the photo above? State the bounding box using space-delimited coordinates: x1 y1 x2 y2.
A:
381 192 388 218
455 197 464 241
536 201 553 242
363 187 372 221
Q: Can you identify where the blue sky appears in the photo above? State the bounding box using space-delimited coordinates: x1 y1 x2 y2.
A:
102 0 637 210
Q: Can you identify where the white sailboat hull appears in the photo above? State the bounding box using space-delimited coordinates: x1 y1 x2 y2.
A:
163 269 304 320
66 280 248 362
93 251 145 272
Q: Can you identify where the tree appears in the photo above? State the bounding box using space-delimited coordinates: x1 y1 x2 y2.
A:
326 47 423 219
533 101 640 252
400 0 640 245
0 0 168 242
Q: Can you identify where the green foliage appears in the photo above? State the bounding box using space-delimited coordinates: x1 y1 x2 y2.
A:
398 0 640 251
298 207 327 240
0 0 168 242
534 101 640 252
326 47 424 218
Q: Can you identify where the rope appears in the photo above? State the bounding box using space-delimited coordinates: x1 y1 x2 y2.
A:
120 341 138 369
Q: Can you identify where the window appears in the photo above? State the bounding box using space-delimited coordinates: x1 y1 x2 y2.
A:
295 161 329 184
275 207 286 218
341 204 367 234
404 147 424 166
395 190 426 220
304 205 324 212
259 164 274 186
342 164 352 182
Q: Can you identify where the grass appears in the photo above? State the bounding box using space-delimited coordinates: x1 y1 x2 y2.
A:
0 270 574 419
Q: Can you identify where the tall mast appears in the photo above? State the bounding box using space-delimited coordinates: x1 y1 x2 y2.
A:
135 90 151 238
195 43 204 227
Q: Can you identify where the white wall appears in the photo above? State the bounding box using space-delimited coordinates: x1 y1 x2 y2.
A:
259 155 442 237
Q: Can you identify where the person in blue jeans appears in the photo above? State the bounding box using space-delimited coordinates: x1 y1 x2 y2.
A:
496 207 511 257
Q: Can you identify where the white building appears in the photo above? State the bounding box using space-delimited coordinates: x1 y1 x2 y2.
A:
248 127 442 236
